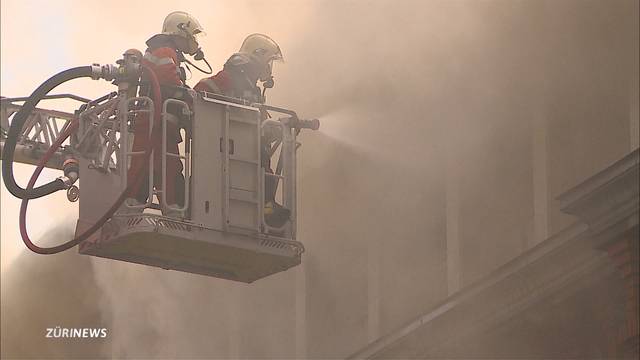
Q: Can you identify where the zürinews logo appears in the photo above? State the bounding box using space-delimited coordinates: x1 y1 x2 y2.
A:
45 326 108 339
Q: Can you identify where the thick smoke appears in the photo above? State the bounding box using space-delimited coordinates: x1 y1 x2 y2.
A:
1 0 637 358
0 226 111 359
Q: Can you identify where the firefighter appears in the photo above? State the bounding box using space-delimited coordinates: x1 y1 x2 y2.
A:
194 34 289 227
127 11 205 215
194 33 282 103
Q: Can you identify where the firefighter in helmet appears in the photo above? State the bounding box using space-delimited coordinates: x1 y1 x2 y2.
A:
194 33 282 103
127 11 205 215
194 34 289 227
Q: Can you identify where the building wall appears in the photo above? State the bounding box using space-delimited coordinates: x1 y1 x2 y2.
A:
544 0 638 235
284 1 639 357
449 0 640 288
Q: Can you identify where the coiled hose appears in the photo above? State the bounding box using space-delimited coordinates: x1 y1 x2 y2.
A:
2 67 94 199
18 63 162 254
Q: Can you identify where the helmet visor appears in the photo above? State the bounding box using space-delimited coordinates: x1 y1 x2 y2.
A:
270 48 284 63
192 28 206 37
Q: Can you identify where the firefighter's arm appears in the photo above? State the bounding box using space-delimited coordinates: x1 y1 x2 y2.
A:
194 77 223 93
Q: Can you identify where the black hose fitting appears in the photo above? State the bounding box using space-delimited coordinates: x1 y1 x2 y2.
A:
61 158 79 186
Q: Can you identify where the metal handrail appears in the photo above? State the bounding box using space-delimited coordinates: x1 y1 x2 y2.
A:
122 96 154 209
75 97 119 155
222 106 230 231
1 93 92 104
261 119 291 234
161 99 191 215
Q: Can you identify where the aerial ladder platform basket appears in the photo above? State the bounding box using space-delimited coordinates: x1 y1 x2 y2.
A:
76 93 306 283
1 56 319 283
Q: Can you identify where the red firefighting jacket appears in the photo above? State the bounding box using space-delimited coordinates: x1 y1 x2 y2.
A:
142 46 183 87
193 70 231 94
128 39 186 205
194 53 262 103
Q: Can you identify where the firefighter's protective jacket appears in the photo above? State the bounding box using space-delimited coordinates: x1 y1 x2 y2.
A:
128 34 186 207
142 34 184 87
194 53 263 103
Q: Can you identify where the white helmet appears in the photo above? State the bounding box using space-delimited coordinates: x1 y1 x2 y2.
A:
239 33 283 81
239 34 283 63
162 11 204 55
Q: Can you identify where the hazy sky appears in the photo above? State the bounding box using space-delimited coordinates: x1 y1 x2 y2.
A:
1 0 75 271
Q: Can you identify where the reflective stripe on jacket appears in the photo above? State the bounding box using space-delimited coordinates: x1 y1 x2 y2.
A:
142 47 182 86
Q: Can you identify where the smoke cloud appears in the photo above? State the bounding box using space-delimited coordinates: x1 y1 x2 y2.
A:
0 226 111 358
1 0 637 358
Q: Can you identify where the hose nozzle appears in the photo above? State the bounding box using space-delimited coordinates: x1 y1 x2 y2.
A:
280 116 320 131
298 118 320 131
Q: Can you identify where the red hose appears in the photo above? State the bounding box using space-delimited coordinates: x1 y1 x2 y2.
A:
19 63 163 254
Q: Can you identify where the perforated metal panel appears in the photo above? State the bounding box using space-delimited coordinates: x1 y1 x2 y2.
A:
79 214 303 283
191 96 263 233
